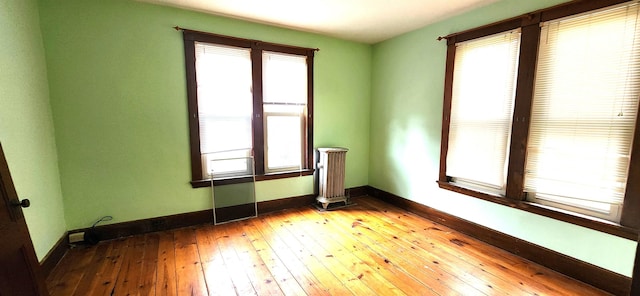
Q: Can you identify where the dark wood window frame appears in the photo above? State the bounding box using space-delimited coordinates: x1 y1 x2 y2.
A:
438 0 640 240
181 29 316 188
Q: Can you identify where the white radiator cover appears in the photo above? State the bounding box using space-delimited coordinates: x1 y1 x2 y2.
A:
316 147 348 209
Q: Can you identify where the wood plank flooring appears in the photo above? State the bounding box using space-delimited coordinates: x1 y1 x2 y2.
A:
46 196 611 295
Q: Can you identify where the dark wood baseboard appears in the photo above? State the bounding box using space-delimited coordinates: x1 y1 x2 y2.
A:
347 186 369 198
69 196 314 241
39 231 69 278
366 185 631 296
68 187 365 242
73 209 214 242
258 194 316 214
256 186 369 213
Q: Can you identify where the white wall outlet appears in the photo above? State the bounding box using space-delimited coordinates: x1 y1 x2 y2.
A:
69 232 85 243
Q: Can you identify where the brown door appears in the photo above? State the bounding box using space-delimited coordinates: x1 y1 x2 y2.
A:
0 143 50 296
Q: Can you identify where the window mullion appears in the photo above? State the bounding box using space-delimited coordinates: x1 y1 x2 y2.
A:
505 23 540 200
251 45 265 175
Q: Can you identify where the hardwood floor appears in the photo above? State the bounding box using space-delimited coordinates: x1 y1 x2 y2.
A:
46 196 611 295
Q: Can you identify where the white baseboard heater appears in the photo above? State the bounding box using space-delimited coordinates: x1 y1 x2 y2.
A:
316 147 349 209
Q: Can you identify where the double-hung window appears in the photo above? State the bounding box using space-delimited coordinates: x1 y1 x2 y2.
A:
524 4 640 222
446 30 521 195
439 0 640 237
262 52 308 172
181 30 315 186
195 43 253 178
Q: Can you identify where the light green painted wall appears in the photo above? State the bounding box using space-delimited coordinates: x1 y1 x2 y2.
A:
38 0 371 230
370 0 637 276
0 0 67 261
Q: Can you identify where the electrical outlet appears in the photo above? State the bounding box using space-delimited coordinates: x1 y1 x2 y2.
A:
69 232 85 243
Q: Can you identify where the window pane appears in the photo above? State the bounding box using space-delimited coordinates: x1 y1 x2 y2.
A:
199 117 252 155
263 51 307 104
446 30 521 193
265 114 302 171
195 42 253 177
525 2 640 221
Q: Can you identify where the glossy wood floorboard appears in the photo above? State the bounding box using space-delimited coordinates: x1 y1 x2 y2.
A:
46 196 611 296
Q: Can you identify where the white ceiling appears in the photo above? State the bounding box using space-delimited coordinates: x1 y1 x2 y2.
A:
139 0 500 43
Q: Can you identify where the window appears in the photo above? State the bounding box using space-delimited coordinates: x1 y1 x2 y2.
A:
262 51 308 172
447 30 521 195
524 4 640 222
195 43 253 178
439 0 640 238
181 29 316 186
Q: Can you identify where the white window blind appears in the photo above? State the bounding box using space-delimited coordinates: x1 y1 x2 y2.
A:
195 42 253 177
262 51 307 172
446 30 521 194
524 2 640 221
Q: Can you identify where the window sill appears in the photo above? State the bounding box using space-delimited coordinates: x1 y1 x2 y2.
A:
437 180 638 240
191 169 314 188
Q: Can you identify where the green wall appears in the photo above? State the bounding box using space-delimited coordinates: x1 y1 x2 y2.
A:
37 0 371 230
0 0 67 261
370 0 637 276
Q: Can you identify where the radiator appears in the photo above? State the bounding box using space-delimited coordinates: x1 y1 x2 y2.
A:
316 147 348 209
